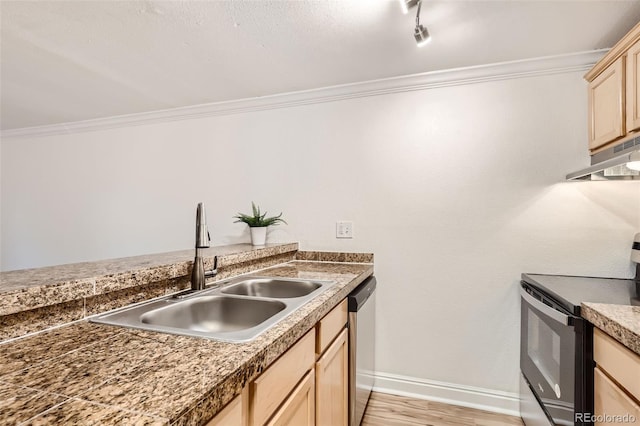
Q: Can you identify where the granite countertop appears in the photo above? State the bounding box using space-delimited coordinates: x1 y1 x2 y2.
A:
0 260 374 425
0 243 299 316
581 302 640 356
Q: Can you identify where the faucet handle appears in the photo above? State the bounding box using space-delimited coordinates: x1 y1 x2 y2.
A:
205 255 218 279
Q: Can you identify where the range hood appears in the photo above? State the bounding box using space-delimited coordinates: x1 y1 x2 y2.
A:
566 136 640 181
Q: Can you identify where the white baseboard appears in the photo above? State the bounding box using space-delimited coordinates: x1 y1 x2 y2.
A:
373 371 521 417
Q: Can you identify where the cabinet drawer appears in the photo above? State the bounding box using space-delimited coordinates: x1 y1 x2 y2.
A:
594 328 640 401
316 299 348 356
594 367 640 424
250 329 315 425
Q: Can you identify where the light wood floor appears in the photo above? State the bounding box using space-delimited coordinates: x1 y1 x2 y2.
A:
361 392 524 426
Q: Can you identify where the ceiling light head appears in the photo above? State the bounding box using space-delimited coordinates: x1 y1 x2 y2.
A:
414 24 431 47
400 0 419 14
412 0 430 47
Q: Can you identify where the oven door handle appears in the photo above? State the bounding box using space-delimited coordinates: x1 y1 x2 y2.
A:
520 287 573 326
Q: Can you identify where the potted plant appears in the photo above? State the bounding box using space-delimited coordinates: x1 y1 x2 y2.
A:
233 202 287 246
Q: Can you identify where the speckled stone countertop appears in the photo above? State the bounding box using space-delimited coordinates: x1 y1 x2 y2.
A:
0 243 298 316
0 260 373 425
582 302 640 356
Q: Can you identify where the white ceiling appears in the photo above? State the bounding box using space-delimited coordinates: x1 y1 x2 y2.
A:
2 0 640 131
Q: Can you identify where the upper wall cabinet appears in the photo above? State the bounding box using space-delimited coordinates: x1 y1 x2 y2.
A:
588 57 624 149
585 22 640 152
627 40 640 133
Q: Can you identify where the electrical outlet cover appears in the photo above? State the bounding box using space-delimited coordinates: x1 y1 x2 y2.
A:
336 221 353 239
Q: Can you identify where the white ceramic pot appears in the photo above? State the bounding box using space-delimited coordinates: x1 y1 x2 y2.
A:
250 226 267 246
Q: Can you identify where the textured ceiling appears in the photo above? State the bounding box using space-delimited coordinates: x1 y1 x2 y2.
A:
2 0 640 130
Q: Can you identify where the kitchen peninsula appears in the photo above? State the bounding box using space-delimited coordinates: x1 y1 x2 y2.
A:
0 243 373 424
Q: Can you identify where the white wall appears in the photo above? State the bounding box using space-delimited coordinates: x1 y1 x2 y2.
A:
2 69 639 410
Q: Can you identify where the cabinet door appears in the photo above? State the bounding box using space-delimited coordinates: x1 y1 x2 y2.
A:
594 367 640 425
589 57 625 150
250 330 315 425
266 370 315 426
315 328 348 426
627 41 640 132
207 391 246 426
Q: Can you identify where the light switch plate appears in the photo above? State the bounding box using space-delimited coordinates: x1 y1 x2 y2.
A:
336 221 353 239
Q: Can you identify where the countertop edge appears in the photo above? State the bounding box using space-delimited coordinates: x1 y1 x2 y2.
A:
581 302 640 356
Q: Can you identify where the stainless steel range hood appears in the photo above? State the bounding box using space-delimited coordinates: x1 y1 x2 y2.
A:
566 136 640 181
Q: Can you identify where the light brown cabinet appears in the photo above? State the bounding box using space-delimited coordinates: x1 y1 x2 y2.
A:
316 298 348 356
594 368 640 425
627 40 640 133
206 391 246 426
266 371 316 426
315 328 349 426
314 299 349 426
250 329 316 425
588 57 625 150
593 328 640 425
585 22 640 152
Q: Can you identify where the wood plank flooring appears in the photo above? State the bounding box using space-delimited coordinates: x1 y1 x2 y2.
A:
361 392 524 426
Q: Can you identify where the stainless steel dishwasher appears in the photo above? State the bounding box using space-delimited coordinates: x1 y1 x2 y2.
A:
348 276 376 426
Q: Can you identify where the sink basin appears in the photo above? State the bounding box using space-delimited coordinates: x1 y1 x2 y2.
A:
141 296 286 333
221 278 321 298
91 276 335 342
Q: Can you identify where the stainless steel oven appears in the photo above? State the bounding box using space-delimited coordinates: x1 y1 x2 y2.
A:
520 280 592 426
521 238 639 426
520 272 637 426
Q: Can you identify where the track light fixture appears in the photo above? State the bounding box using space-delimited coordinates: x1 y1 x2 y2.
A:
413 0 431 47
400 0 418 14
400 0 431 46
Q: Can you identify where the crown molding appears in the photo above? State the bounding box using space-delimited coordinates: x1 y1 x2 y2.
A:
1 49 607 139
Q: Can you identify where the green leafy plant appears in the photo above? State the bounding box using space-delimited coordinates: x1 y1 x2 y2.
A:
234 202 287 228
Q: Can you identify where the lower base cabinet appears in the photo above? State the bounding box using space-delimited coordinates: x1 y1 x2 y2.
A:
593 328 640 425
250 330 316 425
267 371 316 426
315 328 348 426
594 367 640 425
206 390 246 426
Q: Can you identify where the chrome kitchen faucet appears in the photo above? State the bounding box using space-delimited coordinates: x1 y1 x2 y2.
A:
191 202 217 291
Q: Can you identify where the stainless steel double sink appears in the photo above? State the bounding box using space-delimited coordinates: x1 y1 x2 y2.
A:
91 277 335 342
